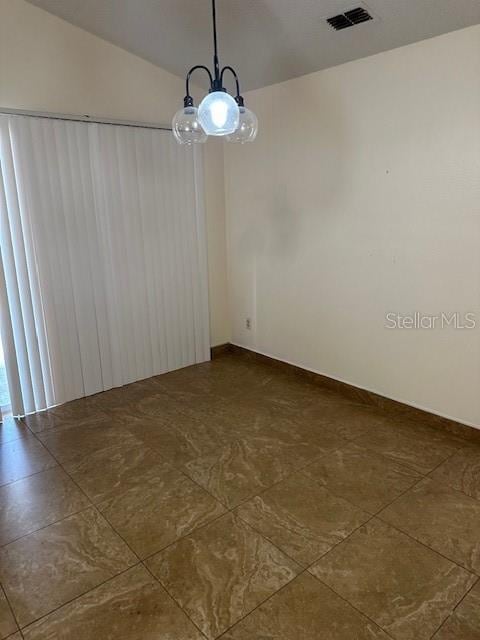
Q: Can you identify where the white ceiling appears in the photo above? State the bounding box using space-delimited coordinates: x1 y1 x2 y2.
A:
28 0 480 91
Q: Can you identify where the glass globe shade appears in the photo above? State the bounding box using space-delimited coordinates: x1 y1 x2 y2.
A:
226 106 258 143
198 91 239 136
172 107 207 145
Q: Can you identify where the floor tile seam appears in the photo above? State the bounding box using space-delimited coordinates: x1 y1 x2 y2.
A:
136 461 347 567
371 451 480 574
19 416 34 437
62 432 164 465
374 445 480 512
346 421 465 457
231 458 376 518
233 512 305 570
125 447 359 565
140 509 232 565
52 437 190 497
0 433 29 447
0 582 21 637
423 480 480 505
41 426 228 512
322 436 439 479
99 404 349 484
307 471 478 579
141 561 210 640
339 434 449 477
305 503 479 631
427 575 480 639
422 449 480 504
19 416 470 513
211 442 353 513
26 432 98 510
20 430 144 564
232 463 430 570
0 463 61 491
298 463 410 517
35 422 135 448
95 473 228 562
218 566 307 640
366 469 428 516
374 512 480 578
136 462 367 569
122 416 264 475
304 511 378 569
171 462 233 511
16 561 143 632
297 459 407 518
82 502 143 564
34 425 300 568
19 412 111 437
0 504 97 550
212 570 311 639
117 417 231 472
306 570 398 640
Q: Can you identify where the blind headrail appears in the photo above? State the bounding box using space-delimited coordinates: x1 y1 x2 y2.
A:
0 107 172 132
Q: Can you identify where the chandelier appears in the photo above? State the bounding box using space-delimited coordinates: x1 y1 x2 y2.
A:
172 0 258 144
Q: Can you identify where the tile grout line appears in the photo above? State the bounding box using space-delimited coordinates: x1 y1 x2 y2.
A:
141 561 210 640
302 509 412 640
301 460 477 639
218 440 351 511
0 462 60 492
292 459 464 640
18 562 143 633
325 432 480 508
308 572 398 640
427 574 480 639
375 510 480 578
134 449 352 637
5 427 165 634
18 402 226 631
372 451 480 577
186 424 478 638
308 449 480 580
231 505 393 639
26 428 147 567
214 570 305 639
0 503 96 549
0 582 22 637
140 508 231 565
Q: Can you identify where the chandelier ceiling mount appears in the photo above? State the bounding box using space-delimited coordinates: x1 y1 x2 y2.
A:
172 0 258 144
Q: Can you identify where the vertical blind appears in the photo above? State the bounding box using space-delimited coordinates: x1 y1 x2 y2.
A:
0 114 210 416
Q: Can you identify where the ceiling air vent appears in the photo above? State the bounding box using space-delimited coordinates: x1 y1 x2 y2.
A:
326 7 373 31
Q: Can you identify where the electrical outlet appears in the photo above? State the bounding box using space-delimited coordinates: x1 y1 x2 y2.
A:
246 317 252 330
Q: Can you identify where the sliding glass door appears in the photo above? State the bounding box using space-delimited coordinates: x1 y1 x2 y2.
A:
0 115 210 415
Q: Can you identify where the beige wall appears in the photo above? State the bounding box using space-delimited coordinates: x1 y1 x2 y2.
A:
225 25 480 428
0 0 229 347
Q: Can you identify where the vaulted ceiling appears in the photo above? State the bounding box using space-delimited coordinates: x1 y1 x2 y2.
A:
28 0 480 91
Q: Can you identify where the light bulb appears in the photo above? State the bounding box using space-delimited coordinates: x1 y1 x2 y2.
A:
198 91 239 136
226 106 258 143
172 106 207 145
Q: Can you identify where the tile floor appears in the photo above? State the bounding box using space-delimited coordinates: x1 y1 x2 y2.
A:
0 350 479 639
